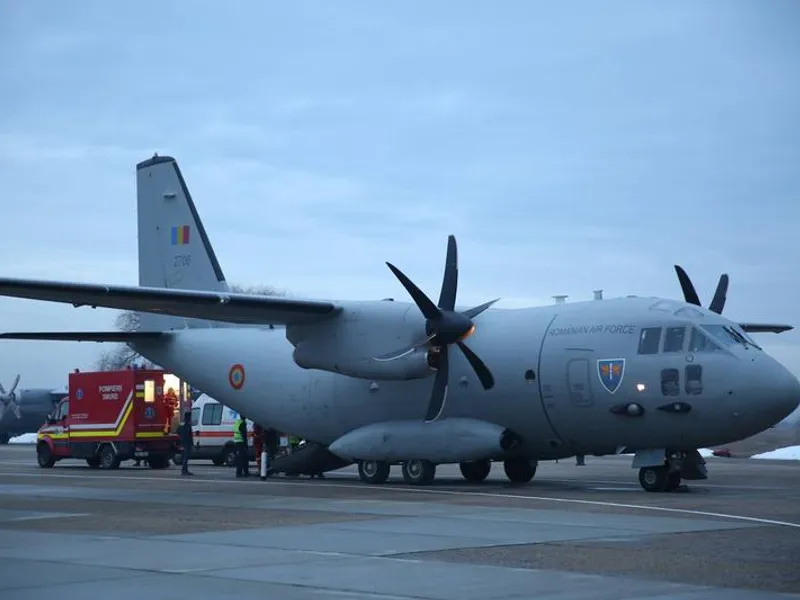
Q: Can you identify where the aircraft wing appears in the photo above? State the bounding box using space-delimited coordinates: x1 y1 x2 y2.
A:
738 322 793 334
0 277 340 326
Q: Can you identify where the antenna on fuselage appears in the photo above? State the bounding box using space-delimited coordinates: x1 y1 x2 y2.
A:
553 295 568 305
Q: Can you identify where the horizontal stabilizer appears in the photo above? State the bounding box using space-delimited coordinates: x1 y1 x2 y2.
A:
0 277 340 326
0 331 164 342
738 323 793 334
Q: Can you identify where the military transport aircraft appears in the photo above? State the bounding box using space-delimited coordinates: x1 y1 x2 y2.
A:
0 154 798 492
0 374 66 443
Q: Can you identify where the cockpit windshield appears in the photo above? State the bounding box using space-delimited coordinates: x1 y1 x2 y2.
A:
688 327 722 352
701 324 761 350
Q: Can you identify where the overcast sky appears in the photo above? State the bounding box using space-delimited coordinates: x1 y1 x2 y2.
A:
1 2 798 420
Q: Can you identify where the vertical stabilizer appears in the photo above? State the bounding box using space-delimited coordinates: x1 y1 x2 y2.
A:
136 154 230 331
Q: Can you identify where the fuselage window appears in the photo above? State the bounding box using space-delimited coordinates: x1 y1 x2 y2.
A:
663 327 686 353
661 368 680 396
688 328 721 352
685 365 702 395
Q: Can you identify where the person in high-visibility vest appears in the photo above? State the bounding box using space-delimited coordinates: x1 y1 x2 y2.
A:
233 414 249 478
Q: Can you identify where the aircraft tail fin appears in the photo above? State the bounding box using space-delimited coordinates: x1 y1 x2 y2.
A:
136 154 231 331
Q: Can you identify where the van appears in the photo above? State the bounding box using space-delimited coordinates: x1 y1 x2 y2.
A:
172 394 255 466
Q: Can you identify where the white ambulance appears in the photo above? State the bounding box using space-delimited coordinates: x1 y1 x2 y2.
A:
172 394 255 466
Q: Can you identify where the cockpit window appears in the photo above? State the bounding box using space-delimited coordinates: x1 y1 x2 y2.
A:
688 327 722 352
701 324 759 349
638 327 662 354
663 327 686 353
675 306 704 319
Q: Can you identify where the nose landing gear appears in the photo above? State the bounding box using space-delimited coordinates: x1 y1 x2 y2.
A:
633 448 707 493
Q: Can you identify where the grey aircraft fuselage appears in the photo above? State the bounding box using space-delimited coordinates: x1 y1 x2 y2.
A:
131 294 799 461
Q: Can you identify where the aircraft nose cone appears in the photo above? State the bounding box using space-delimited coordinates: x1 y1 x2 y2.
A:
763 357 800 425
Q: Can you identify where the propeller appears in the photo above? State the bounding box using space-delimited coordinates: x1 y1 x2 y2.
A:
378 235 499 422
674 265 729 314
0 374 22 421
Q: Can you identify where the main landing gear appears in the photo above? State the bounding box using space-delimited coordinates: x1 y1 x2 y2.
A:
356 457 538 485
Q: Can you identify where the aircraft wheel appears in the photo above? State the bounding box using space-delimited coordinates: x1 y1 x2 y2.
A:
99 445 120 470
638 466 670 492
459 459 491 483
503 458 537 483
37 442 55 468
358 460 390 484
401 459 436 485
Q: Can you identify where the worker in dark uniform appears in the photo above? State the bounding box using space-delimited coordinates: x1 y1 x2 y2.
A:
179 410 194 476
233 413 249 478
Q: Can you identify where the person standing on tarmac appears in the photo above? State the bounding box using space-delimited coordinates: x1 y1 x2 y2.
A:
179 410 194 476
233 413 250 478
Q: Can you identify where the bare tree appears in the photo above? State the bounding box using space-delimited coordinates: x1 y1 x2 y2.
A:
94 283 286 371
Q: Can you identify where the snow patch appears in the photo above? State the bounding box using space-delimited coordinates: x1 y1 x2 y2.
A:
9 433 37 444
751 445 800 461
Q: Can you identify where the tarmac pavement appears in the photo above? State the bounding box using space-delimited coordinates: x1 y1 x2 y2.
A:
0 444 797 599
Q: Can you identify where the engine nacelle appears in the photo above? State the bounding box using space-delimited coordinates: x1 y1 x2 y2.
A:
293 344 434 381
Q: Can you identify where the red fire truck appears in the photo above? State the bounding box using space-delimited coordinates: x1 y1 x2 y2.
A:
36 367 187 469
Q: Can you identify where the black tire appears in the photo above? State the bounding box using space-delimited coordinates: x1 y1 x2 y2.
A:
503 458 537 483
358 460 390 484
99 445 120 470
172 452 184 466
639 465 670 492
211 456 224 466
86 457 101 468
37 442 55 468
459 460 491 483
401 459 436 485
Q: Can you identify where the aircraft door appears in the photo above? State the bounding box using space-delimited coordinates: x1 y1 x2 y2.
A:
540 318 627 453
566 358 593 407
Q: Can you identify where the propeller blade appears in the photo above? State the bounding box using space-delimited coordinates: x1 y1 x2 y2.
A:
674 265 701 306
437 235 458 311
386 263 442 321
709 274 729 314
374 334 435 361
10 374 19 394
425 346 449 422
10 400 20 420
0 404 4 421
456 341 495 390
461 298 500 320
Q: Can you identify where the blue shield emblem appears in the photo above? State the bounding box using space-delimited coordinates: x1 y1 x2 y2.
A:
597 358 625 394
144 406 155 419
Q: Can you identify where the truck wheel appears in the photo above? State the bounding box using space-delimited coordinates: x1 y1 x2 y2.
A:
99 445 120 470
37 442 55 468
86 457 101 468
